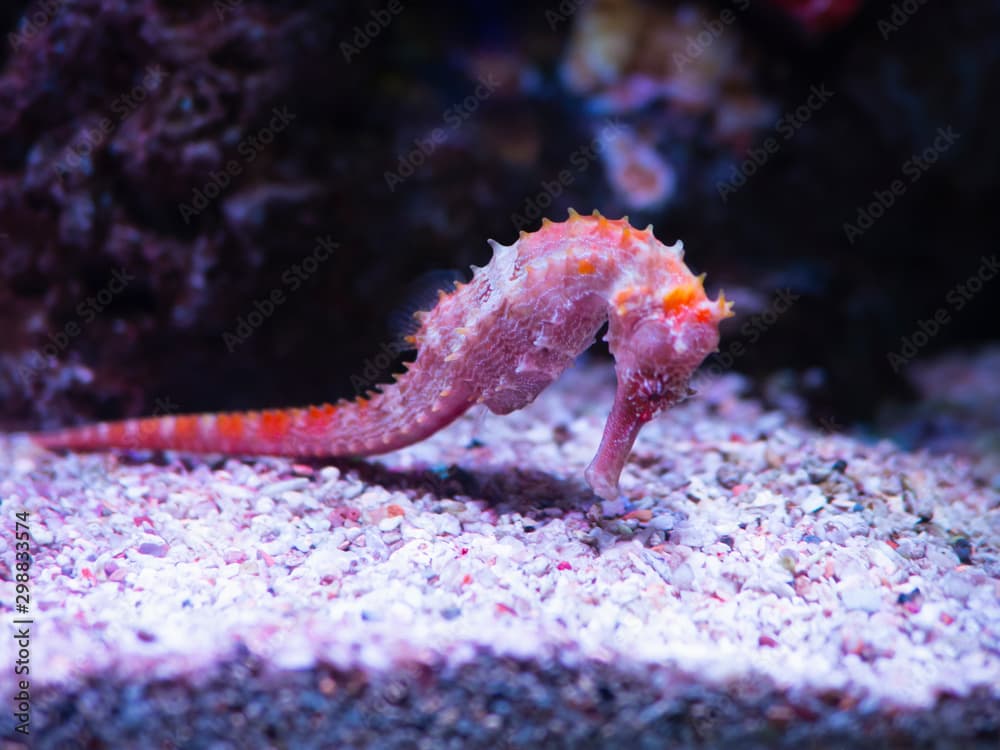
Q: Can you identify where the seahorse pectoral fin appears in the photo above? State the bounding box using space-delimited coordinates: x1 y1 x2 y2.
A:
482 370 557 415
584 386 648 500
483 383 548 414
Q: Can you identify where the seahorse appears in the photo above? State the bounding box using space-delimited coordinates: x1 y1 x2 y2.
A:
31 210 733 500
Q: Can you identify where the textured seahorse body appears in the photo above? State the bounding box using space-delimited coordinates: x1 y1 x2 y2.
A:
32 210 732 499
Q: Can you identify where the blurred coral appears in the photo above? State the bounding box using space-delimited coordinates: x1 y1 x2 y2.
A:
560 0 773 206
599 124 676 210
561 0 771 126
0 0 356 427
764 0 865 35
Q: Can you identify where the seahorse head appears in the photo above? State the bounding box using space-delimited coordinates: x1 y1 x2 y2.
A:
618 275 731 416
585 244 733 500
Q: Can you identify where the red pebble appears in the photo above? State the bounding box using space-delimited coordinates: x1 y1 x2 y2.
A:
110 568 128 582
758 635 779 648
623 509 653 522
329 506 361 527
557 561 573 570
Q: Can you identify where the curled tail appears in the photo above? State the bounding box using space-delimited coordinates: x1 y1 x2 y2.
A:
33 406 351 457
32 372 474 458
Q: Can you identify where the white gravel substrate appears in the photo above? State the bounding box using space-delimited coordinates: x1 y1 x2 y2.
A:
1 361 998 748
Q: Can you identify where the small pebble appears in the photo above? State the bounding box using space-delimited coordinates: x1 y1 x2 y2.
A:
801 491 827 514
260 478 310 495
2 356 997 742
951 537 973 565
716 464 743 490
840 587 883 613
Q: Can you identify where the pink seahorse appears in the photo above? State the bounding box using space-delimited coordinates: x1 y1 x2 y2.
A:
32 210 733 499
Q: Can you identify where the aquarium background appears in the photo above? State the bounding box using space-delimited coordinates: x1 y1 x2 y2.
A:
1 2 999 749
1 0 997 435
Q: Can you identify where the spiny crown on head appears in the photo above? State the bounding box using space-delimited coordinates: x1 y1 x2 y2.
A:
549 208 734 416
415 207 731 309
501 209 731 329
404 208 732 412
533 206 732 319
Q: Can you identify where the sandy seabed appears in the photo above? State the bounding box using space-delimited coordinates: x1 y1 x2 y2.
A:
1 360 998 749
